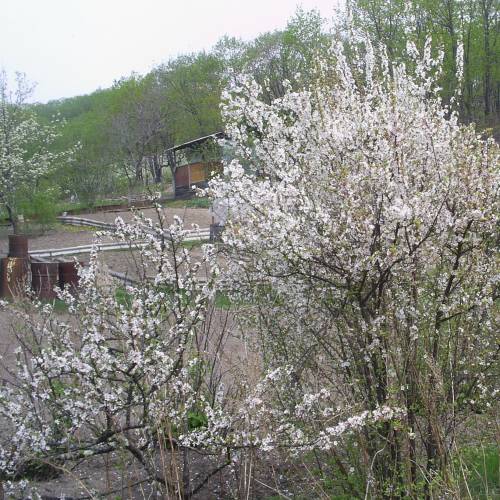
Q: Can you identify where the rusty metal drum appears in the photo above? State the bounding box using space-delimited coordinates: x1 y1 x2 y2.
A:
0 257 30 299
31 262 59 299
8 235 28 258
59 261 84 293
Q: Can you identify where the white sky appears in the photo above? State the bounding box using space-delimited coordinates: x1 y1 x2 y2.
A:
1 0 341 103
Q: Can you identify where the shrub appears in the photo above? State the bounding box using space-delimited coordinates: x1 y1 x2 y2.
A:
209 36 499 497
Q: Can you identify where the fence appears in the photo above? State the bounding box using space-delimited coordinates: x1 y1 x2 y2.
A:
57 216 116 231
20 216 210 287
29 230 211 259
58 216 211 238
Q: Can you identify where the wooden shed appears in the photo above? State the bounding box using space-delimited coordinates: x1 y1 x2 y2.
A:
168 133 224 198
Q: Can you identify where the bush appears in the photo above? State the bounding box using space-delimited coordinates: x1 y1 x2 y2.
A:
18 184 61 229
209 35 499 497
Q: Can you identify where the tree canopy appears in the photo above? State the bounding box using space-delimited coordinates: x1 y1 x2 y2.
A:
8 3 498 210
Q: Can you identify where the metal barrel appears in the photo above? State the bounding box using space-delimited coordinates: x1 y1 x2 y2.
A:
0 257 30 299
59 261 84 292
8 235 28 258
31 262 59 299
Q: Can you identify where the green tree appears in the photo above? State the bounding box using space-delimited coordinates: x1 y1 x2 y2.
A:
107 74 173 186
0 72 71 232
347 0 500 132
240 8 330 102
155 51 224 144
34 87 120 204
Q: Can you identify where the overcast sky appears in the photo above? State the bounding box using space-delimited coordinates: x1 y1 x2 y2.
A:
1 0 341 103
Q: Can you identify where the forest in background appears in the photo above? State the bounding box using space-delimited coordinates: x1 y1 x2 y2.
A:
21 1 500 212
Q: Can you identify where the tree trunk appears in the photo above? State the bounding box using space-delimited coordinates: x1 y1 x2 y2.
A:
135 159 143 183
462 17 473 121
166 149 177 196
482 0 492 116
149 155 162 184
154 155 162 183
5 204 18 234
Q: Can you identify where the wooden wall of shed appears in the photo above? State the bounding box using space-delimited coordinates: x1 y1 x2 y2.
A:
175 162 220 187
189 163 206 183
174 161 223 197
174 164 191 188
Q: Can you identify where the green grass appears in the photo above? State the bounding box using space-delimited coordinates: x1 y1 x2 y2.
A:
115 287 133 308
52 298 70 313
55 222 94 233
162 197 211 209
57 197 125 214
181 239 207 250
457 445 500 499
215 291 232 309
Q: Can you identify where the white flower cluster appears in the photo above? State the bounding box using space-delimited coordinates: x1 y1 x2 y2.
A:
0 210 226 488
208 34 499 469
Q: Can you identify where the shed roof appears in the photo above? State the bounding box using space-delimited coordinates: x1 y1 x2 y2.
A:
167 132 225 153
